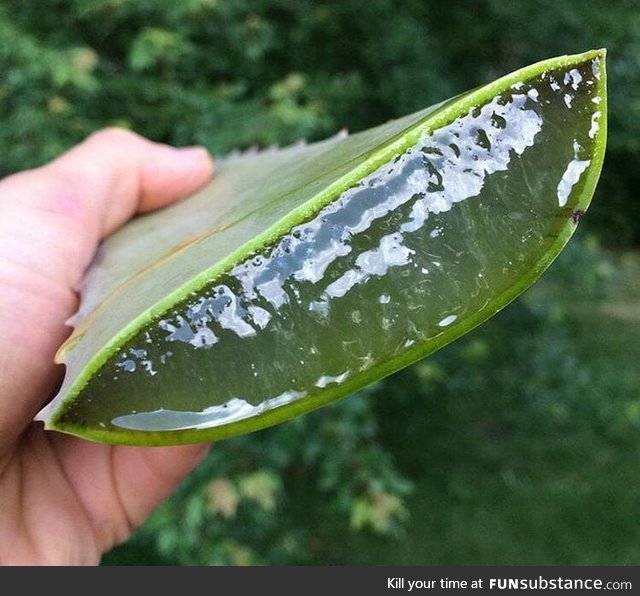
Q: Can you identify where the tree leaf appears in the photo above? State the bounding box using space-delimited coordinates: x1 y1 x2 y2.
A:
36 49 607 445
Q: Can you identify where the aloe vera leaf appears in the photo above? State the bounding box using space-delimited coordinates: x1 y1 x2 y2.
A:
36 49 607 446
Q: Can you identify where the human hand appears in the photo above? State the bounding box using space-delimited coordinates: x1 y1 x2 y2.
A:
0 129 214 565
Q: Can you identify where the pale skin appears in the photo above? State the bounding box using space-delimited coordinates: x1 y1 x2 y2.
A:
0 129 214 565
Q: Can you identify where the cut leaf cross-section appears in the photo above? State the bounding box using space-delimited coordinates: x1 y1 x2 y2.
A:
37 49 607 445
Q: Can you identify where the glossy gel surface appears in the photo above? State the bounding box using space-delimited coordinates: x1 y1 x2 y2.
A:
39 51 606 445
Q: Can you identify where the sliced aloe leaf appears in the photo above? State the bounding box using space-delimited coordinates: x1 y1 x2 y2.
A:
36 49 607 446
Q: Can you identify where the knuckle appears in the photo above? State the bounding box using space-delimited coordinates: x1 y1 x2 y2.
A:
87 126 141 146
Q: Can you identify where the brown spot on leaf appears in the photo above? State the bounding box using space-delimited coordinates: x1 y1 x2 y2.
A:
571 209 585 224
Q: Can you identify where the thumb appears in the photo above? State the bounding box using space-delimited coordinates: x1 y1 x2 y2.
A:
0 129 214 449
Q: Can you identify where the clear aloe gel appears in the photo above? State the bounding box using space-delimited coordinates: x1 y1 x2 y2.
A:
38 50 606 445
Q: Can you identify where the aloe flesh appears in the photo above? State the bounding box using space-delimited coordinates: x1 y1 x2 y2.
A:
38 50 607 445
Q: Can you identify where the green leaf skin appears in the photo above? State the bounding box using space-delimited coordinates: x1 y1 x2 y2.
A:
37 49 607 446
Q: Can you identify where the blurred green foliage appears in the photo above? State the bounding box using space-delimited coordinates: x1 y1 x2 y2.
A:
2 0 639 565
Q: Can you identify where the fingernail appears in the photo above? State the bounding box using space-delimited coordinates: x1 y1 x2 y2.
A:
176 146 213 170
